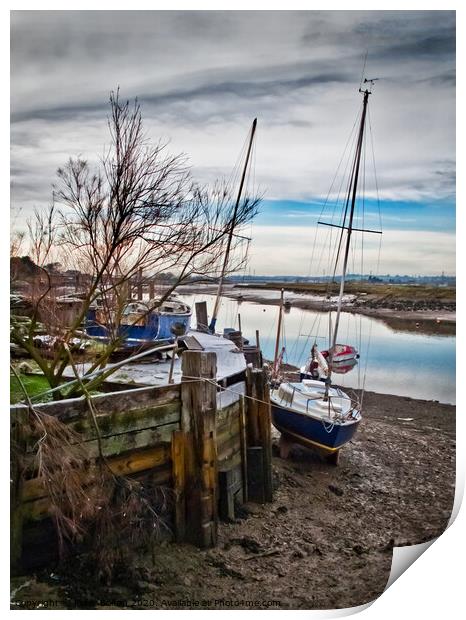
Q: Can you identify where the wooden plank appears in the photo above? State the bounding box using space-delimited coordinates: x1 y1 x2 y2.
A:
218 450 242 472
73 422 180 460
11 384 181 423
23 402 180 452
22 444 172 502
247 446 266 503
216 401 241 426
217 433 241 463
130 463 172 487
22 459 173 522
24 422 179 469
179 335 204 350
218 466 243 521
66 402 180 443
216 417 240 443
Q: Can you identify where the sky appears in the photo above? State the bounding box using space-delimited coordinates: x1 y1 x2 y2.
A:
10 10 456 276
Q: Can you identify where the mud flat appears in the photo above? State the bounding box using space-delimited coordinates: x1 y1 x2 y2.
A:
177 283 455 335
11 391 455 610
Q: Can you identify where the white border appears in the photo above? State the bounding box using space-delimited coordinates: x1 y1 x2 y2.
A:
4 2 462 617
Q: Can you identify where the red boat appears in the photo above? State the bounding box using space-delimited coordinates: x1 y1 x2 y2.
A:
321 343 359 364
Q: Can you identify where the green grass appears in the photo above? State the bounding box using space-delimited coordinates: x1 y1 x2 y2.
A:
10 373 53 404
10 372 105 404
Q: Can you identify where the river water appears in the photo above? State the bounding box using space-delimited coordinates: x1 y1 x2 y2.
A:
178 292 455 405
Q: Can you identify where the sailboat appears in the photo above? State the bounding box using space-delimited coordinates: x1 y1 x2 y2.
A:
270 80 382 463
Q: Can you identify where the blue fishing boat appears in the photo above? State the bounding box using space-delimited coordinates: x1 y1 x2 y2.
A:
85 296 191 345
270 80 382 463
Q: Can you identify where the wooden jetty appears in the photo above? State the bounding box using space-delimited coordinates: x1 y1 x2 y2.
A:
11 349 273 572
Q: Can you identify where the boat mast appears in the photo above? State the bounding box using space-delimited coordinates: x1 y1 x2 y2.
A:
273 288 285 377
328 86 371 380
209 118 257 333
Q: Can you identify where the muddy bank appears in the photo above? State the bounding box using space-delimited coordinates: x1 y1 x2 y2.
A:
230 291 455 333
11 390 455 610
178 284 455 335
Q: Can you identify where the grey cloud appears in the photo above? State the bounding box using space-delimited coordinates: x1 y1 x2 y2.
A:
10 10 456 224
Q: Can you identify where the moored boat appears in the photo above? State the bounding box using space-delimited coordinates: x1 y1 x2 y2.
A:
271 380 361 453
300 343 358 380
85 296 191 344
271 79 382 461
322 343 358 363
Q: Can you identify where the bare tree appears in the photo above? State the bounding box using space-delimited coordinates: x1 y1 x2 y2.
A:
10 89 260 398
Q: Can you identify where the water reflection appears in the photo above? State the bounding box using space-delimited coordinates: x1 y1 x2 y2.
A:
180 293 455 405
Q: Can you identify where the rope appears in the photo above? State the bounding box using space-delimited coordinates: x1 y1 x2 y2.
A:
181 374 272 408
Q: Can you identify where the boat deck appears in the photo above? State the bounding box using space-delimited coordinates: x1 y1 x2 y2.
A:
64 330 247 388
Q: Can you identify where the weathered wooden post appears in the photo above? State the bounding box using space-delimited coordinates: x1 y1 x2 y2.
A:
245 366 273 503
195 301 209 333
171 430 186 542
180 351 218 547
137 268 143 301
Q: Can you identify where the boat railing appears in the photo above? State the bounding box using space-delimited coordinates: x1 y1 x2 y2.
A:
305 396 326 413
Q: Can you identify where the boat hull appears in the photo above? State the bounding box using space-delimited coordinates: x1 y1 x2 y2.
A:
85 311 191 344
271 403 360 453
322 344 359 363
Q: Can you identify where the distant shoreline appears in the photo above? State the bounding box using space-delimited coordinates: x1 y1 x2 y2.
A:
179 283 456 335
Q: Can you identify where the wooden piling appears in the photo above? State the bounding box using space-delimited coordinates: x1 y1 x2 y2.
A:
171 430 186 542
239 395 248 502
245 367 273 503
181 351 218 547
195 301 209 333
245 366 260 446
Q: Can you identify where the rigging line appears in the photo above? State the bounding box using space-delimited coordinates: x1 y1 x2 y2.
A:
318 102 362 226
309 101 362 302
225 128 250 191
293 307 314 362
360 127 367 280
331 104 362 231
368 108 383 232
359 51 368 92
360 223 383 409
324 157 357 300
331 126 361 284
334 113 362 230
322 111 361 296
358 312 363 390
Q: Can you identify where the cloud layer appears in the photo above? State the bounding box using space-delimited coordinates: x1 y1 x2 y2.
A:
11 10 456 274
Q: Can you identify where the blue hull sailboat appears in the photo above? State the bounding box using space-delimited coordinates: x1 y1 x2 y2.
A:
271 380 361 452
270 80 382 462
